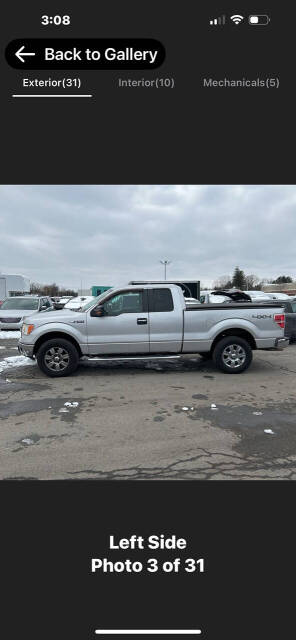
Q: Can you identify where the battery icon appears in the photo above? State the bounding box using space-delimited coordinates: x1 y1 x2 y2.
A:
248 15 270 25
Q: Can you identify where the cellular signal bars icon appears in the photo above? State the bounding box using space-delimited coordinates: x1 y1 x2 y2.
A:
210 15 226 25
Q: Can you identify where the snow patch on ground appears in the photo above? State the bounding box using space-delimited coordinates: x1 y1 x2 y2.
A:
0 331 21 339
0 355 36 373
58 402 80 413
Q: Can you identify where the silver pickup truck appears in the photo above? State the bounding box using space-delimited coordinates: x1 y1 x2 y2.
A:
18 284 289 377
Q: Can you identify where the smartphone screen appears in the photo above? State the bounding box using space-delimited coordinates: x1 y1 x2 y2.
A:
0 2 295 639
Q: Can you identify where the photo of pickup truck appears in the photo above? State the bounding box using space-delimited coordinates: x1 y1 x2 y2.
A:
18 284 289 377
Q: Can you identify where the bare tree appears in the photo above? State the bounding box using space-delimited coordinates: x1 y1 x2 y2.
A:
212 275 232 290
245 274 260 290
30 282 42 294
30 282 76 297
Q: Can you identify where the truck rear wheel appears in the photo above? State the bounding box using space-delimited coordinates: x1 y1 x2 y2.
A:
36 338 79 377
213 336 252 374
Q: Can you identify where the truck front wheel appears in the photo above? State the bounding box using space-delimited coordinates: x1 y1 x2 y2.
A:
213 336 252 374
36 338 79 377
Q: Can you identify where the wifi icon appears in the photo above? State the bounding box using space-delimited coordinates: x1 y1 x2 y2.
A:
230 14 244 24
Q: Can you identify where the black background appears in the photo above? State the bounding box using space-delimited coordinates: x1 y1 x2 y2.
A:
0 0 293 183
1 481 295 639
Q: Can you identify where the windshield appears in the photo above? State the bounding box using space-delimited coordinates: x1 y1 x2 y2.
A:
81 290 114 312
1 298 39 311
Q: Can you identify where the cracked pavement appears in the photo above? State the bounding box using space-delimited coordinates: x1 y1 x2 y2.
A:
0 336 296 480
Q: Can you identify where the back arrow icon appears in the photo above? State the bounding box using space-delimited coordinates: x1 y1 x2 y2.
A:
15 45 36 63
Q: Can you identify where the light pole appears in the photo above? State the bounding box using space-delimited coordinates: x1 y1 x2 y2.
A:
160 259 171 280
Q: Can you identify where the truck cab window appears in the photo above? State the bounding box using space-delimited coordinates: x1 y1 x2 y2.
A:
149 288 174 312
104 291 144 315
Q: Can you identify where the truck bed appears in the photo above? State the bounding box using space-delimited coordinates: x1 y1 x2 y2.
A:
185 302 284 310
182 301 285 353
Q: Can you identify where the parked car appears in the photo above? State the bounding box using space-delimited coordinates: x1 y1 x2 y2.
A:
200 294 224 303
50 297 61 309
184 297 201 306
211 289 252 302
200 291 228 303
64 295 94 310
18 284 288 377
243 290 272 298
267 292 291 300
242 291 274 303
200 289 252 304
201 289 252 303
54 296 74 310
282 299 296 342
0 296 53 330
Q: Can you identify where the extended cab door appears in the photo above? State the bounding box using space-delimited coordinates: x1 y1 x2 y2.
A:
87 289 149 354
148 287 183 353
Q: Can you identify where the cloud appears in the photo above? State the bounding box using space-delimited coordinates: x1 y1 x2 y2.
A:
0 185 295 289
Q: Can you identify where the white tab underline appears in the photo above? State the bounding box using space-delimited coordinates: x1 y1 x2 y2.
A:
12 94 93 98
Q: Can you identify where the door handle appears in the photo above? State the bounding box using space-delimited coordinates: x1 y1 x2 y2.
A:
137 317 148 325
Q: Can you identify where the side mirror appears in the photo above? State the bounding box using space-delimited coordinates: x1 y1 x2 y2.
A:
91 305 105 317
40 305 47 310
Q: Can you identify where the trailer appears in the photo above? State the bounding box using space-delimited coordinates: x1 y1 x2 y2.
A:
129 280 201 300
0 274 30 303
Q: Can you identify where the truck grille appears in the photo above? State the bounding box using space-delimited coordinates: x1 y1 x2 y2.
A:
0 317 21 323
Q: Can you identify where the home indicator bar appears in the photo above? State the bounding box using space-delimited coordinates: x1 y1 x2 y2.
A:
95 631 202 636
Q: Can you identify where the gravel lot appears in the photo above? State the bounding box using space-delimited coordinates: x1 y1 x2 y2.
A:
0 332 296 480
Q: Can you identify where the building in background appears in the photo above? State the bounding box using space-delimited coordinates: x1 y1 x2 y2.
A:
0 274 30 300
91 285 113 297
263 282 296 296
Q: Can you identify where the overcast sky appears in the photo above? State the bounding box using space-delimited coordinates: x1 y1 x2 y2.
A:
0 185 295 290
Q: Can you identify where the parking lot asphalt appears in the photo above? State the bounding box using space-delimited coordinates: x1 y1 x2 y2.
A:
0 334 296 480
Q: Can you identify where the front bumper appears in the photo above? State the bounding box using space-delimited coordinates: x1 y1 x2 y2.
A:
18 341 35 358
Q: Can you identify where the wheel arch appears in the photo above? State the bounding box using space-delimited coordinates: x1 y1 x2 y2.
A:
210 328 256 353
33 332 82 357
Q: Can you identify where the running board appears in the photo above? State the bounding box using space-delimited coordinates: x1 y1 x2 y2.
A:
82 355 181 362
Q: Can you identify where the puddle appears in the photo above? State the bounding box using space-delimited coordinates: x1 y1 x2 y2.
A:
0 397 83 423
186 402 296 458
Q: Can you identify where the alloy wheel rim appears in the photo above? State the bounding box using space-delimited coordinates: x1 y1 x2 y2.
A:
44 347 70 371
222 344 246 369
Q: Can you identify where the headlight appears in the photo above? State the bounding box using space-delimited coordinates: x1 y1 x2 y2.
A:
22 323 35 335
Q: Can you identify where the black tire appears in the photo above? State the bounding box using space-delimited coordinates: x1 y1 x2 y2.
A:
213 336 252 374
36 338 79 377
